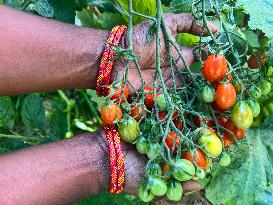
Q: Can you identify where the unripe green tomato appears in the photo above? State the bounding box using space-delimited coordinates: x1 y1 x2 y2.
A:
65 131 73 138
196 166 205 179
262 107 270 117
259 80 272 95
136 138 147 154
118 118 140 143
201 85 215 103
146 143 161 159
138 184 154 202
266 66 273 77
231 101 253 129
265 102 273 115
148 176 167 196
172 159 195 181
219 153 231 167
146 163 162 176
249 86 262 99
166 180 183 201
156 94 167 110
248 100 260 117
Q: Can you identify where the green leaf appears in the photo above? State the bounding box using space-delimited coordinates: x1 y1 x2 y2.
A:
48 0 77 23
86 89 106 110
167 0 192 13
0 97 15 129
205 117 273 205
254 185 273 205
27 0 54 17
236 0 273 38
176 33 199 47
21 94 46 131
3 0 21 8
241 30 260 48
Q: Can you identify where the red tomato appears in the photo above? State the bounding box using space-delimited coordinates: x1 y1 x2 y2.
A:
211 101 225 112
159 110 167 121
101 103 122 125
131 104 145 122
248 51 266 69
184 149 208 171
144 86 155 109
194 116 214 127
216 114 228 126
107 83 128 102
215 83 236 110
173 118 183 130
223 133 233 148
165 131 180 153
224 120 245 140
202 54 227 83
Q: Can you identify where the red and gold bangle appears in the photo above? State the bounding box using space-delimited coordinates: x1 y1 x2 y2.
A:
96 25 126 194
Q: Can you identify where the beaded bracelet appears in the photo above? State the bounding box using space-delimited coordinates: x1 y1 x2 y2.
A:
96 25 127 194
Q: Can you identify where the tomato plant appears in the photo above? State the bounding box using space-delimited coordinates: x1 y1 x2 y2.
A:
215 83 237 110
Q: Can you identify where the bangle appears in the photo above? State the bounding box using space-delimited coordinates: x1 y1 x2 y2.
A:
96 25 127 194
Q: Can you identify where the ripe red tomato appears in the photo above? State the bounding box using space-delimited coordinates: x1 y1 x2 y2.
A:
131 104 145 122
223 133 233 148
216 114 228 126
184 149 208 171
101 103 122 125
202 54 227 83
248 51 266 69
173 117 183 130
107 83 128 102
194 116 214 127
158 110 167 121
165 131 180 153
215 83 236 110
211 101 225 112
224 120 245 140
144 86 155 109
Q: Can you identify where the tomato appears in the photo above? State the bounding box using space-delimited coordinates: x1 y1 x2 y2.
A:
172 159 195 182
216 114 228 126
248 51 266 69
101 103 122 125
118 118 140 143
248 100 260 117
156 94 167 110
138 184 154 202
219 153 231 167
249 86 262 99
130 104 145 121
162 163 170 175
199 129 222 158
201 85 215 103
196 167 205 179
194 116 214 127
165 132 180 153
223 120 245 141
143 86 155 109
146 163 162 176
184 149 208 171
173 117 183 130
148 176 167 196
211 101 226 112
215 83 236 110
231 101 253 129
223 133 233 148
158 110 167 121
259 80 271 95
266 66 273 77
146 143 161 159
136 137 147 154
166 179 183 201
107 82 128 102
252 115 263 127
202 54 227 83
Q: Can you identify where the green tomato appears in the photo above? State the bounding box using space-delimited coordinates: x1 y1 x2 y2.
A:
199 130 222 158
118 118 140 143
266 66 273 77
248 100 260 117
219 153 231 167
201 85 215 103
138 184 154 202
148 176 167 196
251 115 263 127
146 143 161 159
156 94 167 110
136 138 147 154
249 86 262 99
196 166 205 179
166 179 183 201
259 80 272 95
231 101 253 129
146 163 162 176
265 102 273 115
172 159 195 182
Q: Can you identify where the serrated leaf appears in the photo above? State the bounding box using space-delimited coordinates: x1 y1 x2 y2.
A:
29 0 54 17
237 0 273 39
205 117 273 205
86 89 106 110
0 97 15 129
48 0 77 23
21 94 45 131
168 0 192 13
241 30 260 48
176 33 199 47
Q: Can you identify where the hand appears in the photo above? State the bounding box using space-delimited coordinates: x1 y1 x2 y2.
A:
113 13 218 94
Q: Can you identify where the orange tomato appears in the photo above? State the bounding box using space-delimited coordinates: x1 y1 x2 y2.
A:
215 83 236 110
101 104 122 125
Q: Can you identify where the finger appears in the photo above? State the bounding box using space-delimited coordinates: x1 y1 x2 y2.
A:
165 13 218 36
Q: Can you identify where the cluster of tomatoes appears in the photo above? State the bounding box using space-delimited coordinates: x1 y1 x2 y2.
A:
99 50 271 202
